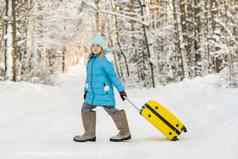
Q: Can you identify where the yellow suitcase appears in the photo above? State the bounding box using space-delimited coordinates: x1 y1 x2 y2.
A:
126 98 187 141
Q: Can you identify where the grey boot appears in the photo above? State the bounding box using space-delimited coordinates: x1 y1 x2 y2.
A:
109 109 131 142
73 111 96 142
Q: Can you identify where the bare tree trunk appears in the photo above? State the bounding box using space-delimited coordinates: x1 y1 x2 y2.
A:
4 0 16 81
172 0 187 80
137 0 155 88
114 15 130 77
12 0 16 80
62 47 66 73
95 0 101 33
110 0 130 78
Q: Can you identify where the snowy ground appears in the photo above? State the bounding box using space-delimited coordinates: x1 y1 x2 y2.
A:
1 59 238 159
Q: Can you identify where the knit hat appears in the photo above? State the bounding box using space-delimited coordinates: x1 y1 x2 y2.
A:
90 34 111 54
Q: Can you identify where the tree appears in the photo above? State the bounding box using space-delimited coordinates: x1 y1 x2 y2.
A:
4 0 17 81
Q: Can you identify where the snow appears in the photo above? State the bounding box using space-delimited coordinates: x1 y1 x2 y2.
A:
1 59 238 159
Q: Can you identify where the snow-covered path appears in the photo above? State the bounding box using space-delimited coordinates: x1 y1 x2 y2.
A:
1 60 238 159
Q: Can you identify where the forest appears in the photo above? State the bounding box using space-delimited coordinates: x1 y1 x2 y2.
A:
1 0 238 87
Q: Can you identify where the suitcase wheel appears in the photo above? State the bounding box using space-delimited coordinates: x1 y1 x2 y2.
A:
181 126 187 133
171 136 179 141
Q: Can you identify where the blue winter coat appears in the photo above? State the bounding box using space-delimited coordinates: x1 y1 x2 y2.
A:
83 54 125 107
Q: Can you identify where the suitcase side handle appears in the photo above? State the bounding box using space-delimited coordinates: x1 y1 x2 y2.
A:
124 96 140 111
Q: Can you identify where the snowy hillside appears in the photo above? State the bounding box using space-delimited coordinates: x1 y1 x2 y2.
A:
1 60 238 159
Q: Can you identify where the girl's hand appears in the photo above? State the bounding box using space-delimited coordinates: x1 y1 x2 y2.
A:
119 91 127 101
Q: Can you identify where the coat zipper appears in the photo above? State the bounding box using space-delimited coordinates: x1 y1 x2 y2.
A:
90 57 95 105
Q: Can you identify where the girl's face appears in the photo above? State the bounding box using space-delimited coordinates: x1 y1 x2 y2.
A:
91 44 103 55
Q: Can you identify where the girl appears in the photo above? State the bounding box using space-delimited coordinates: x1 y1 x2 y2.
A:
73 35 131 142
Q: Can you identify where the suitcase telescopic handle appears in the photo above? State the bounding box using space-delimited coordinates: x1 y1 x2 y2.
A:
124 96 140 111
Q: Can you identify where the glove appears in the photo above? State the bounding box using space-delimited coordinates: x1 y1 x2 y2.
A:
83 91 87 99
119 90 127 101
